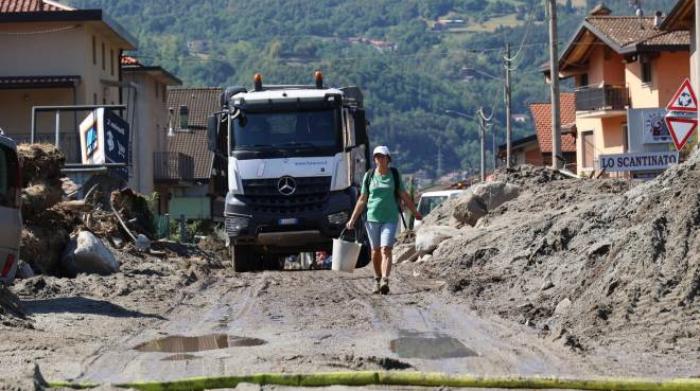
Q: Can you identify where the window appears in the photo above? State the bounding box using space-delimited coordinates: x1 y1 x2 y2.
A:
155 81 159 98
93 93 97 105
642 61 652 84
622 124 628 152
92 36 96 65
162 85 167 104
110 49 114 76
179 105 189 129
582 131 595 169
580 73 588 88
101 42 105 71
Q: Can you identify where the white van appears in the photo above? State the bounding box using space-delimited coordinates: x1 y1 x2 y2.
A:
414 189 466 229
0 135 21 284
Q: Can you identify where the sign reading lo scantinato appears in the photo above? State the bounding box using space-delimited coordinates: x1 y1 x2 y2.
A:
598 151 679 172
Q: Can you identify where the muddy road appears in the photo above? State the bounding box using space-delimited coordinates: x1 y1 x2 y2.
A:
2 261 678 388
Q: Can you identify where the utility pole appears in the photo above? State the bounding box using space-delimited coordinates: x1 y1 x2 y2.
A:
548 0 562 169
478 107 486 181
505 42 513 168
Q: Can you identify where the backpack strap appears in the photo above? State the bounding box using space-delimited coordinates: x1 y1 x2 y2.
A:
363 168 375 195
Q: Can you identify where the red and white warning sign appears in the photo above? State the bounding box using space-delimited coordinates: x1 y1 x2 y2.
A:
664 116 698 151
666 78 698 112
665 79 698 150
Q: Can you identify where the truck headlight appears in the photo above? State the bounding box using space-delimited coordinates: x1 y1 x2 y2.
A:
226 215 249 233
328 211 349 225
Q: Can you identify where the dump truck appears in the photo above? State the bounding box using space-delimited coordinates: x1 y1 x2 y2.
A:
208 72 371 272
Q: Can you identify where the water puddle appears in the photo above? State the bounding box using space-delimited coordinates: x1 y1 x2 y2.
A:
134 334 266 353
390 332 477 360
161 353 201 361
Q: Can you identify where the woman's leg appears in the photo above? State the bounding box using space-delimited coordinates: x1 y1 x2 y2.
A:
381 246 392 278
365 221 383 293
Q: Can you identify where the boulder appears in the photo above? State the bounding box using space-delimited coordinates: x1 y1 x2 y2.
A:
393 243 418 264
452 193 488 226
61 231 119 277
415 225 462 255
471 181 520 210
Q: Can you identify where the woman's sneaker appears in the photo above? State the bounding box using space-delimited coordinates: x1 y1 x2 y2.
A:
372 277 381 294
379 277 390 295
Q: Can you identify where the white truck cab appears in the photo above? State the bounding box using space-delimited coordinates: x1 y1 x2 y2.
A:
208 72 371 272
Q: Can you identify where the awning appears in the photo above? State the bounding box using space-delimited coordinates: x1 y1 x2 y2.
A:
0 75 80 89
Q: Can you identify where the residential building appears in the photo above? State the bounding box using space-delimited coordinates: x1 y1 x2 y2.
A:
156 87 220 220
663 1 696 89
548 5 690 176
121 55 181 194
0 0 136 164
498 93 577 170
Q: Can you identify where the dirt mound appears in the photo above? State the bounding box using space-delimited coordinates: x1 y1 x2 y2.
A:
417 156 700 357
17 143 64 186
490 164 570 189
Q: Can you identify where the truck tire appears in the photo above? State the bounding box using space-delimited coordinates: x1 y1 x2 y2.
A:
231 245 258 272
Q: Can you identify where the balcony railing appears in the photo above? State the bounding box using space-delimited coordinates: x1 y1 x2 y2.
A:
575 85 629 112
154 152 194 182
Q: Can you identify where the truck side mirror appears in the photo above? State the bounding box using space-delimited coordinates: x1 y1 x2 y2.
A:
207 115 219 153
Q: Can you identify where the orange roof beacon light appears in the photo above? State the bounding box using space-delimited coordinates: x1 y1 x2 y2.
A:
253 73 263 91
314 71 323 89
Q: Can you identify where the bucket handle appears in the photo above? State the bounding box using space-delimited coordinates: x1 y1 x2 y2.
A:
338 228 357 242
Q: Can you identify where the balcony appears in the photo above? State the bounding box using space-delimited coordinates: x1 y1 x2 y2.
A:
575 85 629 116
154 152 194 182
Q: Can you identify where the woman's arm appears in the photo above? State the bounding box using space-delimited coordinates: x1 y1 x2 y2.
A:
400 191 422 220
346 194 369 229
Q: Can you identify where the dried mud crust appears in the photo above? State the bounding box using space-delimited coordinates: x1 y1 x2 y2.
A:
415 158 700 371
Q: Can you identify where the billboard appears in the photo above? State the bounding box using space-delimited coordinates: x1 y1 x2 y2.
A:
78 108 130 180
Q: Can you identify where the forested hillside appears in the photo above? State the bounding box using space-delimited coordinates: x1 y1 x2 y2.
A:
71 0 677 177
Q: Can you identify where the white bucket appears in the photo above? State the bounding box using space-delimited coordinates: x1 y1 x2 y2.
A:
331 230 362 273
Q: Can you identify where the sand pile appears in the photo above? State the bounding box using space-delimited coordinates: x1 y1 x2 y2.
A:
416 155 700 356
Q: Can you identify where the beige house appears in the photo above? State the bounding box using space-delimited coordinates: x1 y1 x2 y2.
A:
550 5 690 176
0 1 180 196
121 56 181 195
0 0 135 161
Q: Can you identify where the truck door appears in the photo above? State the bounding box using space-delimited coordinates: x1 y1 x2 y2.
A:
349 108 369 185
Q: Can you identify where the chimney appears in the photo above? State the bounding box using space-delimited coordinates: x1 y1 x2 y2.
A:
654 10 663 29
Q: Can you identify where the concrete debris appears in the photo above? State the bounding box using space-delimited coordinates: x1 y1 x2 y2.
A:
452 193 488 227
471 181 520 211
393 243 418 264
61 231 120 277
415 225 462 255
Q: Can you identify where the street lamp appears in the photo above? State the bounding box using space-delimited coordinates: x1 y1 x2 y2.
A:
445 109 486 181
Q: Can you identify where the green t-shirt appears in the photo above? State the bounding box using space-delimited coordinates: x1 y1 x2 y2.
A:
361 168 405 223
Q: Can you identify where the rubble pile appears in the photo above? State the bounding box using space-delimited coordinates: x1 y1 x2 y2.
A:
16 144 156 277
414 154 700 356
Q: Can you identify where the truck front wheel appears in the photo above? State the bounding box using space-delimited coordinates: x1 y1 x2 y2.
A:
231 245 259 272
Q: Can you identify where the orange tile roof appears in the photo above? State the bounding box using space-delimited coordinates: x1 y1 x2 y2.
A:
0 0 73 12
529 93 577 154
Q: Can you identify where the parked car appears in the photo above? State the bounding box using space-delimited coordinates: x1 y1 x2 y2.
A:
0 134 21 284
414 189 466 229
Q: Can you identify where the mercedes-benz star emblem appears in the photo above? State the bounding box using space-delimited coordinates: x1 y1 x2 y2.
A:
277 176 297 196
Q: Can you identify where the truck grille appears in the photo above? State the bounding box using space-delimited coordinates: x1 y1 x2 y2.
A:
242 176 331 214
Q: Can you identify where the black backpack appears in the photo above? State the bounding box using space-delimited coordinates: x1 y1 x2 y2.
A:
363 167 407 228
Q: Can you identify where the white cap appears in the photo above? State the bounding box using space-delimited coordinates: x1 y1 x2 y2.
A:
372 145 391 157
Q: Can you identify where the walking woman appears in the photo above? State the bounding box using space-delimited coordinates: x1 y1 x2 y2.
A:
346 146 422 295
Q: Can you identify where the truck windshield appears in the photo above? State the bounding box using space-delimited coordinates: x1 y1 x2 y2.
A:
232 109 341 158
